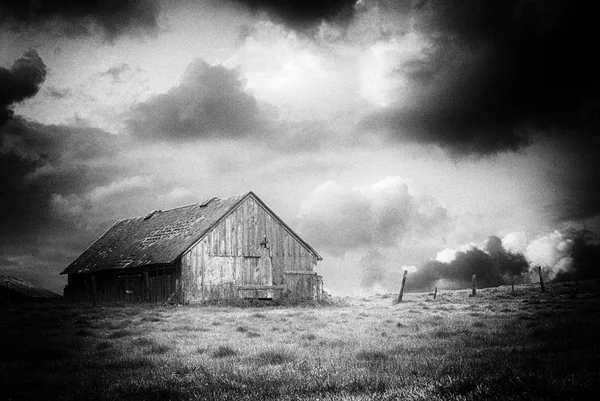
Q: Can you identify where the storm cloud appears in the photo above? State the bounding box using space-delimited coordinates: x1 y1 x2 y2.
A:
0 50 47 126
543 136 600 223
0 117 123 235
504 228 600 282
407 235 529 292
351 0 600 223
234 0 356 30
128 60 262 141
0 0 160 40
359 0 599 156
408 229 600 293
0 115 135 291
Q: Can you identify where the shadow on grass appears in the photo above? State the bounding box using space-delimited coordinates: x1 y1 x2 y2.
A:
211 345 238 358
254 349 295 365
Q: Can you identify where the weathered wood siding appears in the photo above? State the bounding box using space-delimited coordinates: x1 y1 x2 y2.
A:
181 195 319 302
65 266 179 303
283 271 318 299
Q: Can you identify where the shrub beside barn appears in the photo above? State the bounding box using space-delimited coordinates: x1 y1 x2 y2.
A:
61 192 323 303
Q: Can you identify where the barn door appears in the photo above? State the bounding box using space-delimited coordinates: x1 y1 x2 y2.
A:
241 246 273 299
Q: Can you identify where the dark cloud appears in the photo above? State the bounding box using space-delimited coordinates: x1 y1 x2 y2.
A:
545 135 600 223
0 50 47 126
128 60 261 141
0 117 129 292
561 242 600 282
127 59 335 152
360 0 600 157
0 117 122 231
550 229 600 282
234 0 356 30
0 0 160 41
407 236 529 292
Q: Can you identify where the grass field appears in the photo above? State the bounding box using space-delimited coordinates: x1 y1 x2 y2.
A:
1 280 599 400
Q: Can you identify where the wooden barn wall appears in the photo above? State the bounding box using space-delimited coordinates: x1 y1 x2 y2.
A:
181 195 319 302
283 272 318 300
65 264 182 303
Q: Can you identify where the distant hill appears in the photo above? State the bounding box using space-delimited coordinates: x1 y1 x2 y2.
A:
0 275 61 300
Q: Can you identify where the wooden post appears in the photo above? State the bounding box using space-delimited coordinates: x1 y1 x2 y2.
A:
511 276 515 295
433 287 437 299
395 270 408 304
538 266 545 293
471 274 476 297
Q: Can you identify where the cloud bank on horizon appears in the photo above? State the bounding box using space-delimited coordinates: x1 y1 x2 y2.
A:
1 0 599 293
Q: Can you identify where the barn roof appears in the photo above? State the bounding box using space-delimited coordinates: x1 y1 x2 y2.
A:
61 192 321 275
1 275 61 299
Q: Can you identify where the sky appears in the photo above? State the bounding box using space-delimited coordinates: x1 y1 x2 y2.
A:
1 0 599 295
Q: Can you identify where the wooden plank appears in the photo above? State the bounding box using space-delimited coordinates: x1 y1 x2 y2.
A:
227 216 232 255
237 208 243 256
242 198 248 255
256 204 263 244
232 211 237 256
265 211 271 251
284 271 318 275
207 230 212 256
200 241 206 299
220 219 226 255
249 198 256 254
293 239 298 270
236 285 284 290
228 211 234 256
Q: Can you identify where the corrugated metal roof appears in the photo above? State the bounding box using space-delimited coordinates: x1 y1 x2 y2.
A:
0 275 61 299
61 193 248 275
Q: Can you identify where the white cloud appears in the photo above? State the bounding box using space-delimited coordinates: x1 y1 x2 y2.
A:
225 21 365 126
436 248 456 263
359 32 432 108
298 176 448 254
435 243 477 263
525 230 575 279
502 231 528 254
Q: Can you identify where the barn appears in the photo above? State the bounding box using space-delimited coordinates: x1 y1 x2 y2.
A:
61 192 323 303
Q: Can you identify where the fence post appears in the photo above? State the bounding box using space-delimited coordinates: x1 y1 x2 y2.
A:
471 274 476 297
433 286 437 299
538 266 545 293
395 270 408 304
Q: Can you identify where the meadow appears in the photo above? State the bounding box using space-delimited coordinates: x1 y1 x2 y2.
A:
1 280 599 400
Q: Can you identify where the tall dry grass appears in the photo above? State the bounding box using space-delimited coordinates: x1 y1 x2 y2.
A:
1 280 599 400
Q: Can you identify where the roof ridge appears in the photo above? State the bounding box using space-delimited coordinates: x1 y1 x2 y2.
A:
128 192 251 219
